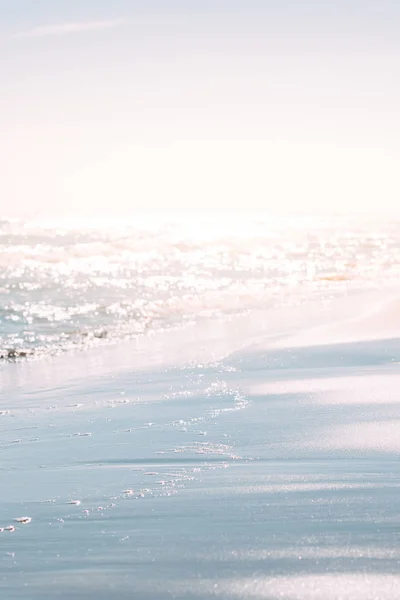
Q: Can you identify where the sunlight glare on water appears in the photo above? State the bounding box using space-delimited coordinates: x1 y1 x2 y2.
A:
1 214 400 359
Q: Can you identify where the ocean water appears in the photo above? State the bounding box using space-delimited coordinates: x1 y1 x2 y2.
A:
1 214 400 360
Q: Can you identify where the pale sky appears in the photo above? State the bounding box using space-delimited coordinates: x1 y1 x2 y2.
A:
1 0 400 218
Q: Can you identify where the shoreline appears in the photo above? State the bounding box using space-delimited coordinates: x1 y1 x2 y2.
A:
2 286 397 388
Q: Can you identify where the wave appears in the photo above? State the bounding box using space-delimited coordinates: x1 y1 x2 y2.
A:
1 215 400 361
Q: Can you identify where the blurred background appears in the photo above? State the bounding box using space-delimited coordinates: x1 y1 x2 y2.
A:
1 1 399 359
1 0 400 218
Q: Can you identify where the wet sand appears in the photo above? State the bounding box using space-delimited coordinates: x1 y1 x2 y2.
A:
1 295 400 599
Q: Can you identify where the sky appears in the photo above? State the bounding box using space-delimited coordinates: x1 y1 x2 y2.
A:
1 0 400 219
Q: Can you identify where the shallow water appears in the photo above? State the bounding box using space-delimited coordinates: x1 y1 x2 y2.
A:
2 215 400 359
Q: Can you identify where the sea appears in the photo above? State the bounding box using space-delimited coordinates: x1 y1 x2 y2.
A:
1 214 400 360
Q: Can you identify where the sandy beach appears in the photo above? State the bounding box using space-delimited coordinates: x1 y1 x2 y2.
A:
2 0 400 595
1 293 400 599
